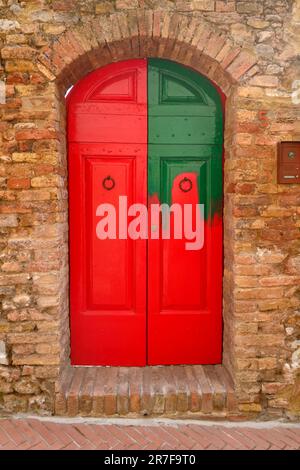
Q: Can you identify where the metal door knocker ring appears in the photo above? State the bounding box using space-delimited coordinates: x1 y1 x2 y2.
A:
102 175 115 191
179 177 192 193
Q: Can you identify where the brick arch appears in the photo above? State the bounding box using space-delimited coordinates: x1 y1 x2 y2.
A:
37 10 257 96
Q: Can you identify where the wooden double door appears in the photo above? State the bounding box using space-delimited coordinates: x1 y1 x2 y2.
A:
68 59 223 366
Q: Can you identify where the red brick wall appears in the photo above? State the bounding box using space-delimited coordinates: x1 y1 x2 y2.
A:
0 0 299 419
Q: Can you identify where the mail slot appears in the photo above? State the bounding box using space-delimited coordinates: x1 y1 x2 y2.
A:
278 142 300 184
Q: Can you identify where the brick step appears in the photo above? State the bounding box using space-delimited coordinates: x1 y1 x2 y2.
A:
55 364 238 418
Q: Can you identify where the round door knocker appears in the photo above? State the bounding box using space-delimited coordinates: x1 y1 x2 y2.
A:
102 175 115 191
179 177 193 193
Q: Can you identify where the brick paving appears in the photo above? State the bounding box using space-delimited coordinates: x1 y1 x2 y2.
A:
0 418 299 450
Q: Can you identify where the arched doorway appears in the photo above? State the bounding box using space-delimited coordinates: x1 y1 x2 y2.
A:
67 59 224 367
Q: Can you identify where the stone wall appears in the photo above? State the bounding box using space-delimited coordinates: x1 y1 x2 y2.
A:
0 0 299 419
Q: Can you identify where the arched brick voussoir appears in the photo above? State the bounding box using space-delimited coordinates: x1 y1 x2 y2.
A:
36 10 258 95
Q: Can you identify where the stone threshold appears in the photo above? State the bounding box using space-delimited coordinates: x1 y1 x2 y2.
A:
55 364 238 418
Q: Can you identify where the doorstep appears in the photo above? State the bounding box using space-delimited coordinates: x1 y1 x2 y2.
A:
55 365 238 418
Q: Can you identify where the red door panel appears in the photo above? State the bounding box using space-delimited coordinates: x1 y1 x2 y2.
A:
68 61 147 366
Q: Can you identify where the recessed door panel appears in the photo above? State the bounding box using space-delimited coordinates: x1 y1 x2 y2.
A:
85 156 134 310
159 158 208 311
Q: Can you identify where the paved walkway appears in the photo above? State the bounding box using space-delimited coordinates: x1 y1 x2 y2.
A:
0 417 299 450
